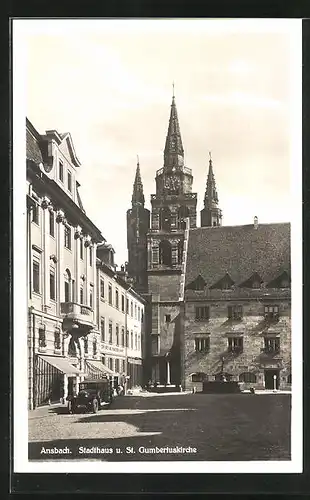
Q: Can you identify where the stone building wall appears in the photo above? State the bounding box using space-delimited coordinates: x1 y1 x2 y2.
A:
183 289 291 391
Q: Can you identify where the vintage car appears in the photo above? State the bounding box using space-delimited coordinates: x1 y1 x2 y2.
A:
67 378 113 414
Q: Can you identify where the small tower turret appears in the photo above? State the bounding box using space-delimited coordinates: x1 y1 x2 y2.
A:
200 152 222 227
126 156 150 292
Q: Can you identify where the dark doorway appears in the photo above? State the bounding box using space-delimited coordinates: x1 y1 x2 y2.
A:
264 369 280 389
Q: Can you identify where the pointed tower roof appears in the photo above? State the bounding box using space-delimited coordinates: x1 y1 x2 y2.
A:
163 85 184 169
131 155 145 206
204 152 219 206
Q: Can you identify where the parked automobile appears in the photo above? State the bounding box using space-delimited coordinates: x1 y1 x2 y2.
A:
67 378 113 414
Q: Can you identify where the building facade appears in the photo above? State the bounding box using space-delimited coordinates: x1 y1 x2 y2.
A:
97 243 145 390
26 119 145 409
183 223 291 391
126 93 291 392
26 119 105 409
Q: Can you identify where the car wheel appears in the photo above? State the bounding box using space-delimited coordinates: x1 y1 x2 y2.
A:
68 401 74 414
92 398 99 413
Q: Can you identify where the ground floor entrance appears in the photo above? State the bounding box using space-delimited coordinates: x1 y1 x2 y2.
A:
264 369 280 390
151 357 180 386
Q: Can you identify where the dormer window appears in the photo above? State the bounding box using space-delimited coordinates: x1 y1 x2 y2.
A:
67 171 72 192
59 160 64 182
266 271 290 289
210 273 234 291
186 274 206 291
239 272 263 289
252 281 261 289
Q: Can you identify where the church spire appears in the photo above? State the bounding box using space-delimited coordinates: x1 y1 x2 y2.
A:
201 152 222 227
164 86 184 169
131 156 145 206
204 152 219 204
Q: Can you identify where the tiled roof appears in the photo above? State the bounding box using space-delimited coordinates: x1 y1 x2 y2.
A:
26 128 43 165
185 223 290 287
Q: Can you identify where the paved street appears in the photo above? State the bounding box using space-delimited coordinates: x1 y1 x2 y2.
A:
28 392 291 461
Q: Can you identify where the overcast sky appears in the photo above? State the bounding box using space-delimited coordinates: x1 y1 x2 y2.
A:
20 19 301 266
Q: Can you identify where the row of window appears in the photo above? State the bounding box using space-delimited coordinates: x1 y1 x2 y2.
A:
100 278 143 321
32 209 93 264
38 327 61 350
194 305 280 321
102 355 125 374
100 318 141 350
33 261 94 307
194 336 280 354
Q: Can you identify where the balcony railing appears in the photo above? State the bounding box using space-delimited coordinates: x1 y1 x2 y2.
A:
60 302 94 330
61 302 92 315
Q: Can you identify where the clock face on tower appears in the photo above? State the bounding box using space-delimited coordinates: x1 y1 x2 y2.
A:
164 175 181 192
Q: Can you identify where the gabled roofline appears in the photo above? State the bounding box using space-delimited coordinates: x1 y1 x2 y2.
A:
26 118 42 142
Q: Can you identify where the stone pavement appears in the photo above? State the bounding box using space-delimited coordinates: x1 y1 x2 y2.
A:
28 392 291 462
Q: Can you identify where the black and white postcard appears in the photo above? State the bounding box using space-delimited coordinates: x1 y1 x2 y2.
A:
13 18 302 474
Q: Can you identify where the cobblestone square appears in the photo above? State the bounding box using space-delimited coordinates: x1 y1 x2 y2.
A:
28 392 291 462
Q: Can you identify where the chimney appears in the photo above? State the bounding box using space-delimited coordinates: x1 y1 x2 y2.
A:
254 216 258 229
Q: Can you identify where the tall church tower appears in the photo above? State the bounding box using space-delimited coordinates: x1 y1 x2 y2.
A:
200 153 222 227
126 158 150 293
146 90 197 387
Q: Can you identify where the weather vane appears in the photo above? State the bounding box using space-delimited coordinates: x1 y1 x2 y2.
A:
172 81 175 98
209 151 212 161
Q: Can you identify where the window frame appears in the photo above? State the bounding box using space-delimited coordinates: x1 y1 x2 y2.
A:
109 321 113 344
228 336 243 353
100 279 105 300
195 305 210 321
264 336 280 354
89 284 93 309
54 329 61 350
38 326 46 348
32 204 40 225
49 267 56 301
228 305 243 320
59 160 64 182
108 284 113 306
64 225 72 250
194 337 210 353
49 210 55 237
100 318 105 342
80 238 84 260
32 256 41 294
67 170 72 192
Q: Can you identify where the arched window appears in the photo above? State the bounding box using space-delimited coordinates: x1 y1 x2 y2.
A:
178 240 184 264
239 372 257 383
178 206 189 228
191 372 207 383
159 240 172 266
161 207 171 231
64 269 71 303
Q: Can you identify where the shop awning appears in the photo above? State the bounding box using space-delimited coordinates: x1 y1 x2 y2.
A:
85 360 118 377
37 355 81 376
